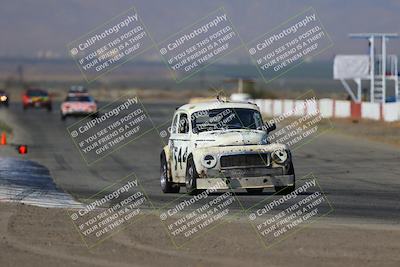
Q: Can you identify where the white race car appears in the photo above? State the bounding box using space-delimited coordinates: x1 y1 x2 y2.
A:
160 100 295 195
60 95 98 120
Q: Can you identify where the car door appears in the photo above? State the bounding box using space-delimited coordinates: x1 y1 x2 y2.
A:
169 112 190 183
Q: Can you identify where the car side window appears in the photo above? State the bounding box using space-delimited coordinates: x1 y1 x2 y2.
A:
178 113 189 134
171 113 179 134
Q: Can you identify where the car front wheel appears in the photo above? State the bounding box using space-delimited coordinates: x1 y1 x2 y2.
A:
185 157 201 195
275 162 295 194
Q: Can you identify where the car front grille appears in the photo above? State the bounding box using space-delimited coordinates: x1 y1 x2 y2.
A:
222 167 283 178
220 153 269 169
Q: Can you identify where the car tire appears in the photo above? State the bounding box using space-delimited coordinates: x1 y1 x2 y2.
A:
160 151 180 193
275 162 295 194
246 188 264 194
47 105 52 112
275 185 295 194
185 157 200 195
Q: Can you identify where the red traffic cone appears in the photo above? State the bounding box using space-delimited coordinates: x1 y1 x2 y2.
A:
1 132 6 145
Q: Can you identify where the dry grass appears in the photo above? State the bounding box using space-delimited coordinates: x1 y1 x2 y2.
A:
0 119 12 134
329 118 400 147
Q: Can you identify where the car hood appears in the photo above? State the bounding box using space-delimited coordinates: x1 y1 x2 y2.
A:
193 129 267 147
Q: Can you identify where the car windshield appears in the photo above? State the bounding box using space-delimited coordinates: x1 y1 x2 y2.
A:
27 90 48 97
66 96 93 102
191 108 263 133
69 85 87 92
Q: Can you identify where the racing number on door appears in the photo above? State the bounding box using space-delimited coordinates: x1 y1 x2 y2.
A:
173 112 189 172
174 146 188 170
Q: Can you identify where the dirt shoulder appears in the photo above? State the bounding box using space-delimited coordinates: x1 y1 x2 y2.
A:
0 203 399 267
328 118 400 147
266 114 400 148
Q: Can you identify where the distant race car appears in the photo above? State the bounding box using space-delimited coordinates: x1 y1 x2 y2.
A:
0 90 9 107
22 88 52 111
160 100 295 195
60 95 98 120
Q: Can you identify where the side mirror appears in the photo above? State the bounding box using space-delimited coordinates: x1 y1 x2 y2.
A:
264 122 276 133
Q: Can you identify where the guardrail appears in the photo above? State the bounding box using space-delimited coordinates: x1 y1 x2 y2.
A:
253 98 400 122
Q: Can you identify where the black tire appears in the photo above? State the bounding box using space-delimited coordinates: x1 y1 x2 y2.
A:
275 185 295 194
160 151 180 193
185 157 200 195
47 105 52 112
246 188 264 194
275 162 295 194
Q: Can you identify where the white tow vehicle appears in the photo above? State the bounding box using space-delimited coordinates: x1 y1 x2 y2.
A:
160 100 295 195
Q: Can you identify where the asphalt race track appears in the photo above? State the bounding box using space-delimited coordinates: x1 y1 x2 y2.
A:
1 101 400 224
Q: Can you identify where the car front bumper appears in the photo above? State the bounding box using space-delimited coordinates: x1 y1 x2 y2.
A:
25 102 51 107
196 174 295 190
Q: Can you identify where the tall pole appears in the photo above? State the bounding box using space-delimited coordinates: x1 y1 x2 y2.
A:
382 36 386 103
395 57 399 101
238 78 243 94
349 33 399 103
369 36 374 102
356 78 361 102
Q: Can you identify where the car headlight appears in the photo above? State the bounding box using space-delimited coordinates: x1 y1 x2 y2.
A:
201 154 217 168
271 149 288 164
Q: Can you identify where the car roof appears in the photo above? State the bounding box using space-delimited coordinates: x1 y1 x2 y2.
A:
26 89 48 94
27 88 47 92
177 101 259 115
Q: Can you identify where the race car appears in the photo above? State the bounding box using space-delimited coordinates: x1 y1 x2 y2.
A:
22 88 52 111
60 95 98 120
160 100 295 195
0 90 9 107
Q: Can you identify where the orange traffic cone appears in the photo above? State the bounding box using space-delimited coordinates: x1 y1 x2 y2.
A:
0 132 6 145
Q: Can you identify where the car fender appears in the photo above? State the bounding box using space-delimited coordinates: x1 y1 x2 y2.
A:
190 148 218 177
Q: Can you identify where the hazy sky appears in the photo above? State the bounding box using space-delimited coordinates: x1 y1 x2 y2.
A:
0 0 399 60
